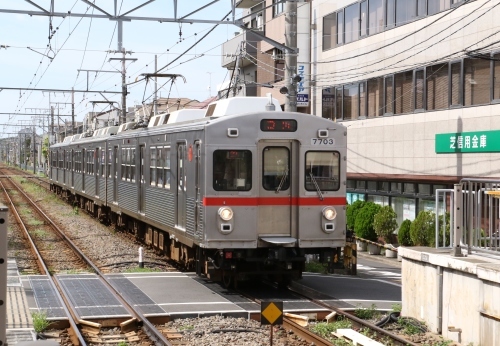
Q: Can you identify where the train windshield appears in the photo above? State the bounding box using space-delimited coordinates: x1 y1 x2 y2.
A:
305 151 340 191
213 150 252 191
262 147 290 191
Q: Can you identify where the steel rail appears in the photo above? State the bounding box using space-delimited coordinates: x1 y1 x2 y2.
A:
0 174 87 346
288 283 420 346
4 168 173 346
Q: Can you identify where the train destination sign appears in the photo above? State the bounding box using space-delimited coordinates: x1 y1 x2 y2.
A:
435 130 500 153
260 119 297 132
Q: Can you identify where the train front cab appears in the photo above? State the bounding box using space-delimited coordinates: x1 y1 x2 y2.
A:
203 115 346 286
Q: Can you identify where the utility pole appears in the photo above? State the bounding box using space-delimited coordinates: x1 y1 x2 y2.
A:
50 106 54 144
109 49 137 125
285 0 298 112
72 87 75 135
32 127 36 174
154 55 158 115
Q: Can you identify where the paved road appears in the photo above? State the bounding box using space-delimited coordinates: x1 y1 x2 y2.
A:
297 252 402 311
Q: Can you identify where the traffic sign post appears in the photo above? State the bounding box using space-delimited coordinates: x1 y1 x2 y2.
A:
261 301 283 346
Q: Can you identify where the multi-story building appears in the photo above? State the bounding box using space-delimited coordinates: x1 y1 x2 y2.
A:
222 0 311 111
312 0 500 226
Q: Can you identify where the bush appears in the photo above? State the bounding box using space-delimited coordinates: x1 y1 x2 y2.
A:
346 200 365 231
373 206 398 244
410 210 435 246
436 212 451 247
398 219 413 246
354 202 382 241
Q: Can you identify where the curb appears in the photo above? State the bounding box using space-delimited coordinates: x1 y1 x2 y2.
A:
357 250 402 268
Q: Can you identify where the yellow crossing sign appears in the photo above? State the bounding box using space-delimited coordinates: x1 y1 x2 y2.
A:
261 301 283 326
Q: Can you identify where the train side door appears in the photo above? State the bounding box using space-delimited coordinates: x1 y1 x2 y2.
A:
176 142 187 230
257 140 297 238
71 149 74 188
139 145 145 213
95 148 100 197
113 146 118 203
82 149 86 191
194 141 201 236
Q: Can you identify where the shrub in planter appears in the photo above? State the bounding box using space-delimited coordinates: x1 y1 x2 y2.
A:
398 219 413 246
354 202 382 241
373 205 398 244
437 212 450 247
347 200 365 231
410 210 435 246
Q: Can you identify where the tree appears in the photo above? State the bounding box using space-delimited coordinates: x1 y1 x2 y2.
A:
346 200 365 231
398 219 413 246
373 206 398 244
354 202 382 241
42 137 49 165
410 210 435 246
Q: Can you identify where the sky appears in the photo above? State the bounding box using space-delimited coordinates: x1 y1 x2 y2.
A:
0 0 245 136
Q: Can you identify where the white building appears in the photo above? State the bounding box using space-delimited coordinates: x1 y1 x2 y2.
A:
312 0 500 226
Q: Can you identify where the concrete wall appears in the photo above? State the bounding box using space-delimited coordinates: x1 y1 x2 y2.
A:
400 247 500 345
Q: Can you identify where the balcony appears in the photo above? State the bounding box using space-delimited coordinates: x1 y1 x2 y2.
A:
221 30 263 69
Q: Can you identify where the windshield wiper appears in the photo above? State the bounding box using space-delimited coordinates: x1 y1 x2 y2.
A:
275 167 289 193
309 172 324 201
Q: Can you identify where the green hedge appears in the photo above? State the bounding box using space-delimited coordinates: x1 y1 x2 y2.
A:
354 202 382 241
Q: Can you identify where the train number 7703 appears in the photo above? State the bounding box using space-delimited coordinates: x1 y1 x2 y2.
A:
311 138 335 145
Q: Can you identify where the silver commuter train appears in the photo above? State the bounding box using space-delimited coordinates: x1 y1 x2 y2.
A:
49 96 347 286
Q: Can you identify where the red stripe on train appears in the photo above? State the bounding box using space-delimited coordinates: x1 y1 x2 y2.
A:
202 196 347 206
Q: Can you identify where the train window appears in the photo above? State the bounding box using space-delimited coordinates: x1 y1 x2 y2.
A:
101 149 105 177
150 147 157 185
305 151 340 191
108 149 112 178
213 150 252 191
164 147 171 189
263 147 289 191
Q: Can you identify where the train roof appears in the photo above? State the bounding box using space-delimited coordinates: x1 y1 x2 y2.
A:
148 109 206 128
205 96 282 117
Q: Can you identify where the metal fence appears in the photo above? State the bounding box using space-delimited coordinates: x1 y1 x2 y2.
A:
437 179 500 256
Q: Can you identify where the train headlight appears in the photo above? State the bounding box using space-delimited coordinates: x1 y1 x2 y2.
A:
218 207 234 221
322 206 337 221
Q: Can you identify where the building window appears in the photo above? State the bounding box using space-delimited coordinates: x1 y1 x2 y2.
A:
426 63 448 110
494 53 500 100
367 77 384 117
360 81 367 117
369 0 384 35
396 0 416 25
343 83 359 120
322 88 335 120
386 0 396 27
323 12 336 51
391 182 402 193
356 180 366 189
394 70 413 114
347 192 366 204
378 181 390 192
360 1 368 37
450 61 462 106
417 0 426 16
337 11 344 45
428 0 450 16
335 87 343 120
367 181 377 190
392 197 416 226
415 69 424 110
404 183 416 194
344 3 359 43
368 195 390 206
272 0 284 17
464 57 491 106
385 76 394 114
418 184 431 195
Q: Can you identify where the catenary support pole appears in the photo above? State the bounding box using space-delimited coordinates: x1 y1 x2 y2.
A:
285 0 298 112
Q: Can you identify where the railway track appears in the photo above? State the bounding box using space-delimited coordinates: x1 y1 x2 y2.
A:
6 166 420 345
1 167 172 345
